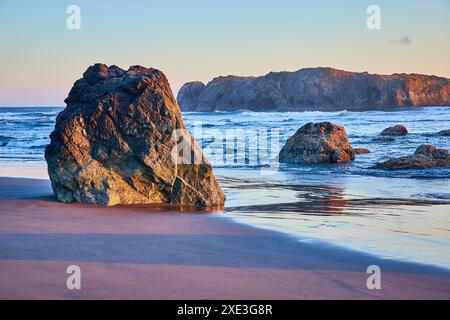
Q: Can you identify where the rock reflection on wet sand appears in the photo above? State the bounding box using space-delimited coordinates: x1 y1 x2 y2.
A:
222 176 448 215
219 174 450 269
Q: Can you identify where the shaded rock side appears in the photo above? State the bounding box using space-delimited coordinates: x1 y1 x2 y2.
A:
45 63 225 207
371 144 450 170
177 67 450 112
279 122 355 164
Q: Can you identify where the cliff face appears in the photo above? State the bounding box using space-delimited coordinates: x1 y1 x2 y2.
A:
177 68 450 112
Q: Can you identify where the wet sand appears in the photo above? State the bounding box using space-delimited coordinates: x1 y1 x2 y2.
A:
0 177 449 299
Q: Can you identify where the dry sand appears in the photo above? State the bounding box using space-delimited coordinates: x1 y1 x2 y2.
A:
0 177 449 299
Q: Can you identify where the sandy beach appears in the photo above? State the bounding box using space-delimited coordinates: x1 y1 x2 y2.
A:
0 176 449 299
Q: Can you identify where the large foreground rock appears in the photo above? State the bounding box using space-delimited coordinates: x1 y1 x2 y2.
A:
45 64 225 207
371 144 450 170
279 122 355 164
177 67 450 112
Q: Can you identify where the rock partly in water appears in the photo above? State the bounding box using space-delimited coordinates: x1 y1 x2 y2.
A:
438 129 450 136
354 148 371 154
374 137 396 142
380 125 408 136
45 63 225 208
177 67 450 112
279 122 355 164
371 144 450 170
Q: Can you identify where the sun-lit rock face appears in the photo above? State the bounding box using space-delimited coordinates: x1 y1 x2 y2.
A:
45 63 225 208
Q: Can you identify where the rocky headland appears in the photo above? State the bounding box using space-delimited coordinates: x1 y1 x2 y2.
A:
177 68 450 112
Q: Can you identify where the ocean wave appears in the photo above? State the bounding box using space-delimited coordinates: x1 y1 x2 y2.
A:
1 107 449 182
354 169 450 180
29 144 48 149
0 135 14 147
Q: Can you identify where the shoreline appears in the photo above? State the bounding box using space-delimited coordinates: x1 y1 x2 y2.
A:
0 162 449 268
0 176 449 299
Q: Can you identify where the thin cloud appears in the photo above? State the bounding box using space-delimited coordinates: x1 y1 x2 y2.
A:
390 36 412 45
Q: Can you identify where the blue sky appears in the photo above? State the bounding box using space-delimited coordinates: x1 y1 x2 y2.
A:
0 0 449 106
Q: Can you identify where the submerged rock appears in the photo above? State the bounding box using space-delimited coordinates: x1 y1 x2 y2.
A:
45 63 225 207
380 125 408 136
279 122 355 164
438 129 450 136
371 144 450 170
373 137 396 142
354 148 371 154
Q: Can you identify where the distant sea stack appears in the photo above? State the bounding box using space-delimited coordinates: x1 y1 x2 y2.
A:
45 63 225 208
177 68 450 112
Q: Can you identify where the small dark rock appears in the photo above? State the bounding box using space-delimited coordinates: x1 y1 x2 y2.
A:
371 144 450 170
374 137 396 142
354 148 371 154
380 125 408 136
